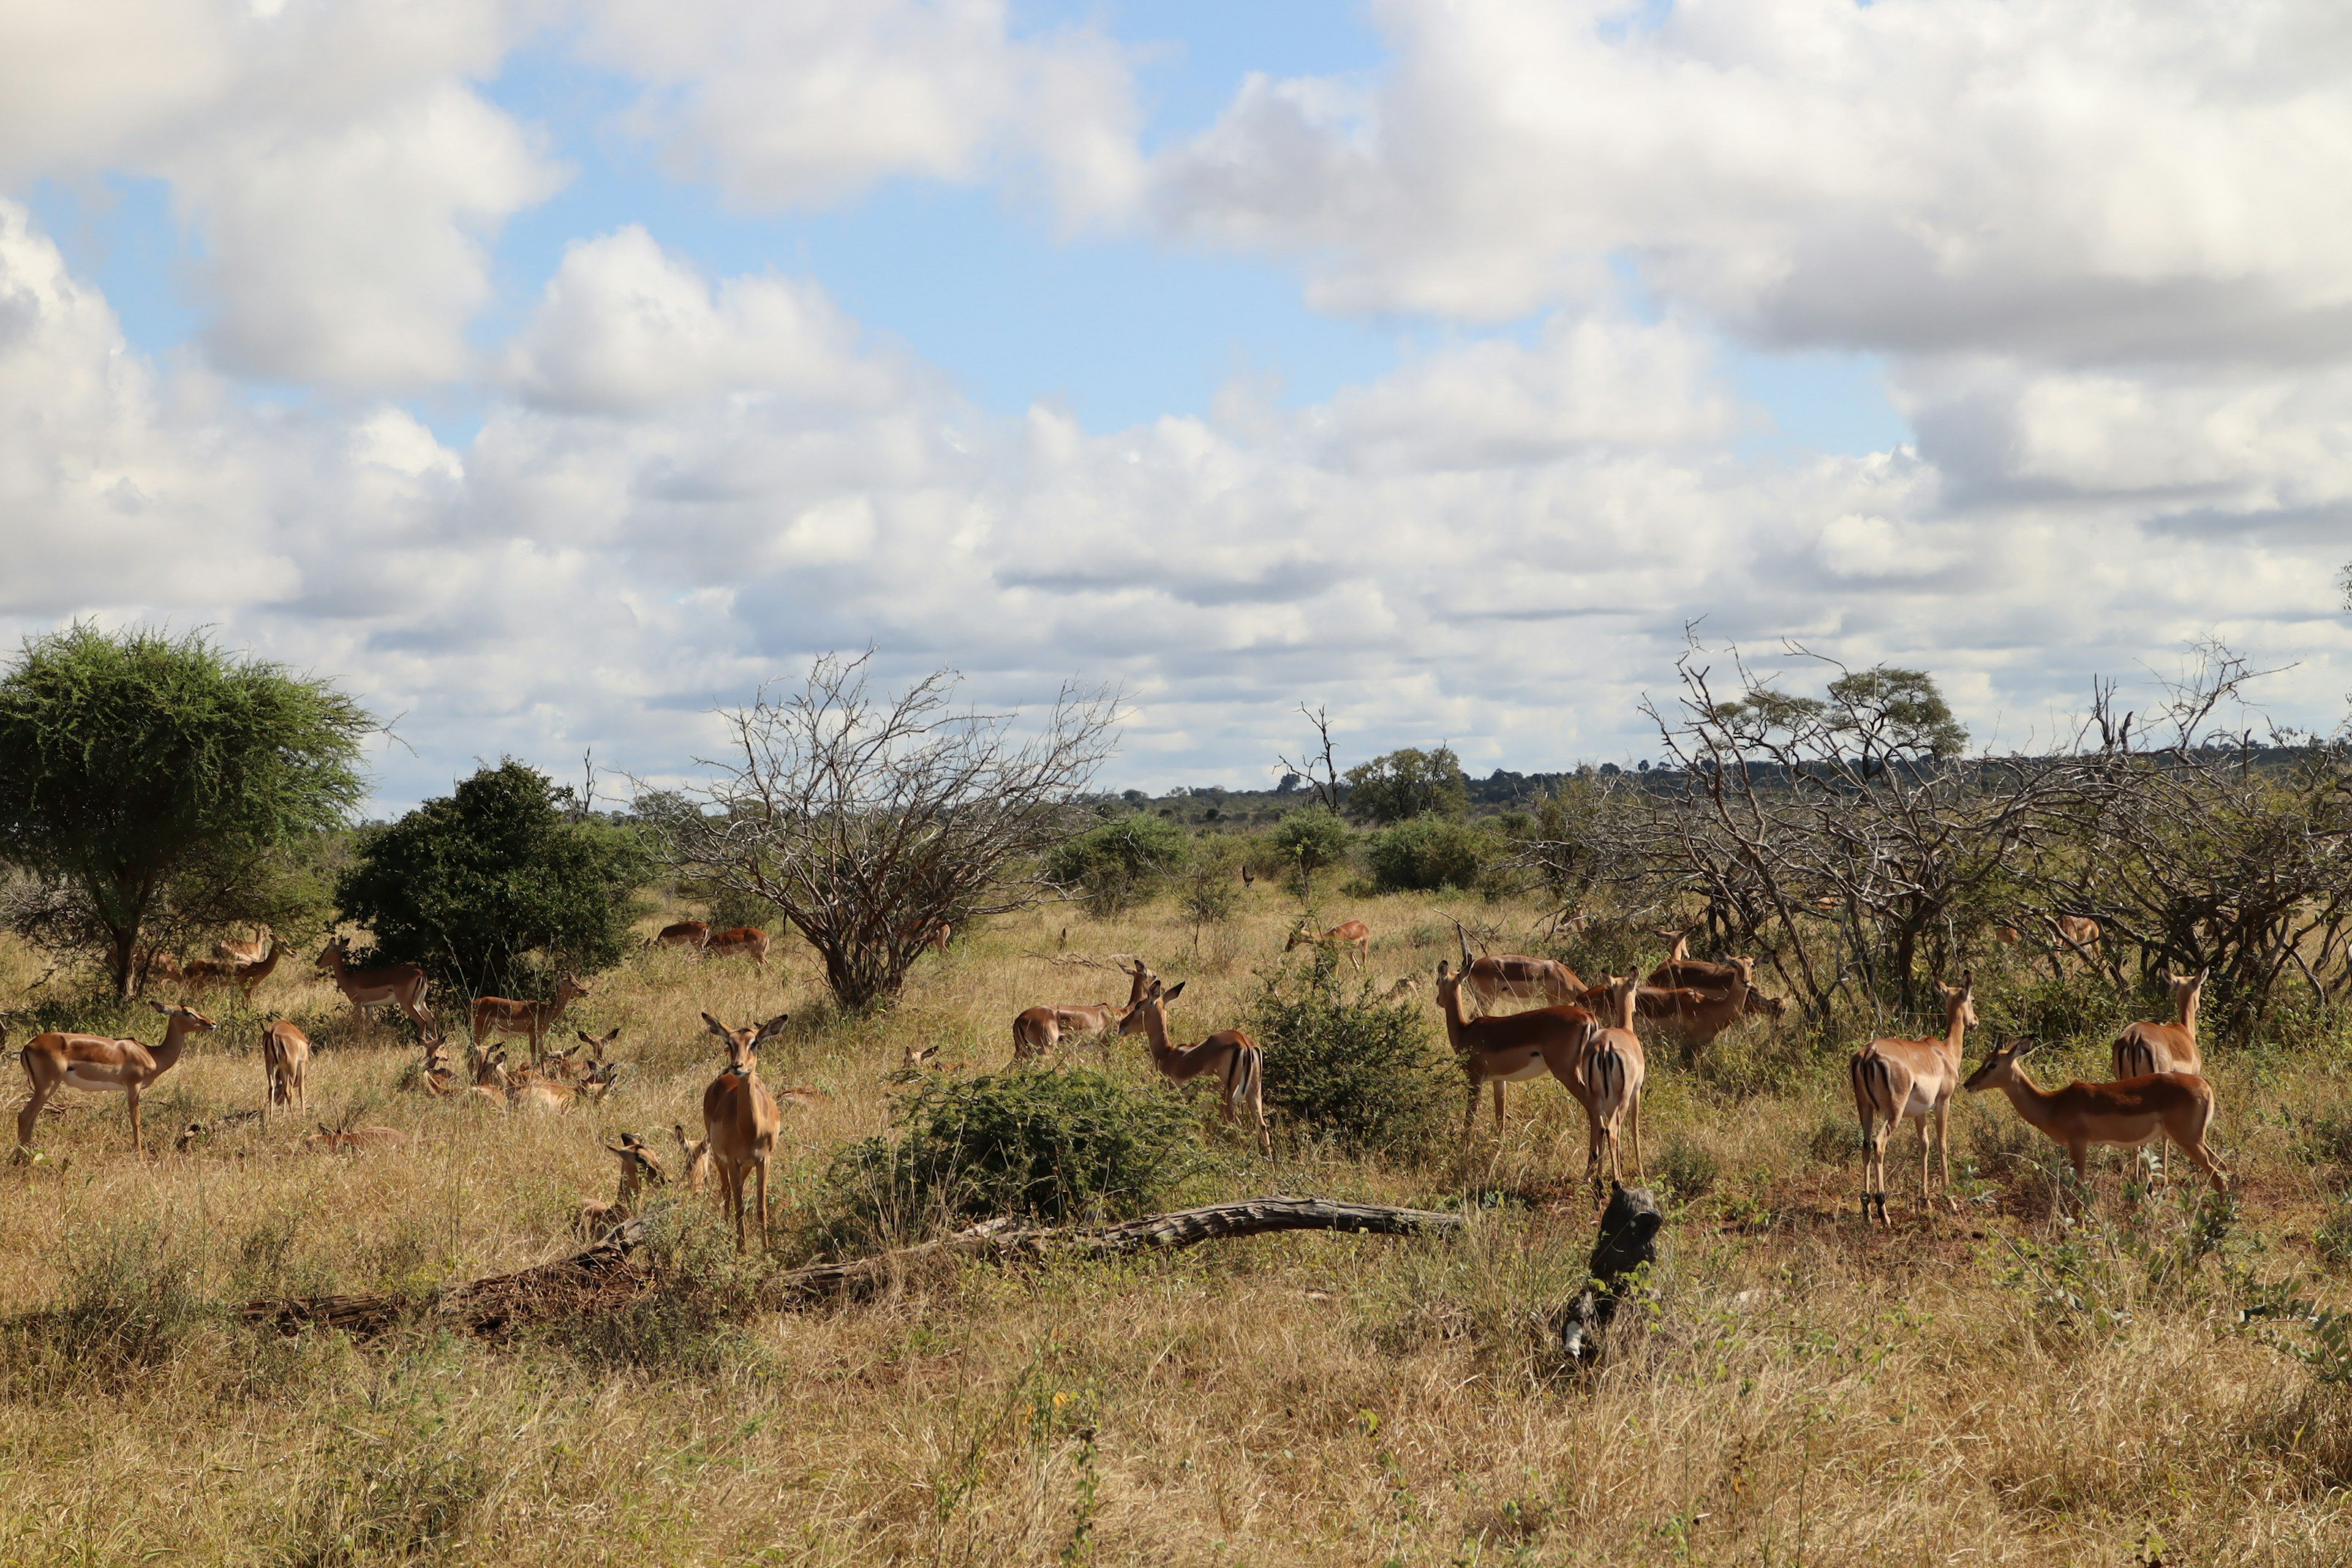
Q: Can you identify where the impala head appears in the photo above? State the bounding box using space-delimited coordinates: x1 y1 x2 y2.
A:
1745 989 1788 1022
1656 927 1692 961
1118 979 1183 1034
1605 973 1640 1028
149 1000 217 1035
702 1011 790 1071
1935 973 1978 1031
1284 922 1311 952
576 1027 621 1059
473 1047 508 1087
556 974 589 1003
1434 959 1463 1009
2166 969 2207 1014
1964 1035 2040 1093
312 939 345 974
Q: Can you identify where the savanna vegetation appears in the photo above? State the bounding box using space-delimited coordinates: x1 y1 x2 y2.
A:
1 627 2351 1564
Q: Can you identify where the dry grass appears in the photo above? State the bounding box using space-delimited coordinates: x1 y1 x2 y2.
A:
0 893 2349 1564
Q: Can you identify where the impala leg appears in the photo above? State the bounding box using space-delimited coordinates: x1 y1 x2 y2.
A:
17 1080 53 1149
2179 1139 2229 1195
1629 1091 1644 1183
127 1084 145 1159
755 1156 770 1251
1935 1101 1954 1210
1493 1080 1507 1133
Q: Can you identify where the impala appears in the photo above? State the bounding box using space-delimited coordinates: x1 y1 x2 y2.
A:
581 1133 667 1235
673 1123 714 1194
1285 918 1371 973
1457 951 1588 1017
1582 974 1648 1196
1012 957 1159 1063
905 919 952 956
231 937 284 1000
1433 944 1595 1136
704 927 771 969
1965 1036 2227 1199
650 919 710 952
1604 959 1787 1050
1850 976 1978 1225
702 1011 790 1251
314 940 434 1031
2054 914 2103 962
17 1001 216 1156
214 925 273 967
470 975 588 1064
260 1020 310 1126
1117 979 1270 1155
1648 932 1747 995
2114 970 2206 1080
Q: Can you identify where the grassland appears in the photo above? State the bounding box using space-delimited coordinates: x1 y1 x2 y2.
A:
1 891 2350 1566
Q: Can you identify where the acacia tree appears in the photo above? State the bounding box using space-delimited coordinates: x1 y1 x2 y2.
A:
0 625 371 997
646 653 1119 1009
1344 745 1469 824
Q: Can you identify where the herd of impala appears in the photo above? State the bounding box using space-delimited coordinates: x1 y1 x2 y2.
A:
1 903 2230 1251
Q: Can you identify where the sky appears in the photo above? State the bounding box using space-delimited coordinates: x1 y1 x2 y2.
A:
2 0 2349 812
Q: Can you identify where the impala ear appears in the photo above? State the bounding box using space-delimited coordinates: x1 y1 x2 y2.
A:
1162 981 1186 1003
756 1012 791 1041
1436 960 1450 979
700 1012 732 1041
1961 970 1975 991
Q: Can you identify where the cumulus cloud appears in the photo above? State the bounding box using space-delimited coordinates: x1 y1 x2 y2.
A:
1154 0 2352 362
579 0 1144 219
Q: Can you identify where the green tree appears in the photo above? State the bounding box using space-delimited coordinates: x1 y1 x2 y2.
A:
0 625 370 997
336 760 649 998
1045 814 1190 914
1343 745 1469 824
1176 834 1245 947
1270 805 1353 902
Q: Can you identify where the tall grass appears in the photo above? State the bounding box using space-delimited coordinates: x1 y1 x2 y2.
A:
0 891 2345 1561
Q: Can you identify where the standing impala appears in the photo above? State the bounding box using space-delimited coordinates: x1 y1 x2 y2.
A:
1285 919 1371 973
2111 968 2207 1178
1582 974 1647 1197
1850 976 1977 1226
701 1011 789 1251
470 975 589 1065
314 940 434 1031
1117 979 1270 1155
260 1020 310 1126
1433 941 1595 1137
17 1001 216 1157
1966 1036 2227 1200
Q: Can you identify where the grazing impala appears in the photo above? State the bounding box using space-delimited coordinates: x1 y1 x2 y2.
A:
1433 938 1596 1137
17 1001 216 1157
1118 979 1271 1155
470 975 589 1065
1582 974 1648 1196
702 1011 790 1251
1966 1036 2227 1200
1850 976 1978 1226
650 919 710 952
260 1020 310 1126
1285 918 1371 973
314 940 434 1031
1012 958 1159 1063
703 927 770 969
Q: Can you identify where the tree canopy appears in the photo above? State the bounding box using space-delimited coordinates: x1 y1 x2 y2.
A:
1343 745 1469 824
336 759 649 999
0 625 371 995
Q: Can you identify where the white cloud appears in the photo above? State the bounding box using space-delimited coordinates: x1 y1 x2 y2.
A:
1153 0 2352 362
578 0 1143 219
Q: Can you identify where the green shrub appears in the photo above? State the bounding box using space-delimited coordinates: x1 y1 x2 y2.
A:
1269 805 1354 900
335 758 650 997
1249 952 1456 1159
1366 816 1492 892
1656 1137 1721 1201
815 1069 1204 1249
1177 834 1246 933
1045 815 1191 914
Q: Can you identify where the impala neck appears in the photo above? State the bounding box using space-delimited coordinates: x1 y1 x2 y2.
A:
1941 1003 1970 1061
1434 986 1472 1052
149 1016 198 1079
1135 1003 1178 1063
2179 987 2201 1036
1985 1066 2061 1135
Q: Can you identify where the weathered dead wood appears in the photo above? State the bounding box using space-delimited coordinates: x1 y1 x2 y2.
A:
236 1197 1463 1340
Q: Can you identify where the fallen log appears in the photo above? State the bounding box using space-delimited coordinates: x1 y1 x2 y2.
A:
237 1196 1464 1341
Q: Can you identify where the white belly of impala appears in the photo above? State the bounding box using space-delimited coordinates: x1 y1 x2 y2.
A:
62 1066 131 1092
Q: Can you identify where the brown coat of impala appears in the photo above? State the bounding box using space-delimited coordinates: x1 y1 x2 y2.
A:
1965 1036 2227 1199
470 975 589 1064
1850 976 1978 1225
701 1011 790 1251
703 928 771 969
1285 919 1371 972
260 1020 310 1126
1647 931 1749 995
17 1001 216 1156
2114 969 2206 1079
1456 952 1588 1017
1581 974 1647 1196
650 919 710 952
314 940 435 1030
214 924 273 967
1117 980 1270 1155
1433 958 1594 1136
1012 957 1158 1063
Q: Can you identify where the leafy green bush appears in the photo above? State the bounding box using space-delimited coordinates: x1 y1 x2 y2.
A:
1656 1137 1721 1201
1045 815 1191 914
1177 834 1246 932
1269 805 1354 900
1343 745 1468 824
335 759 650 997
1249 952 1455 1159
815 1069 1204 1248
1366 816 1493 892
